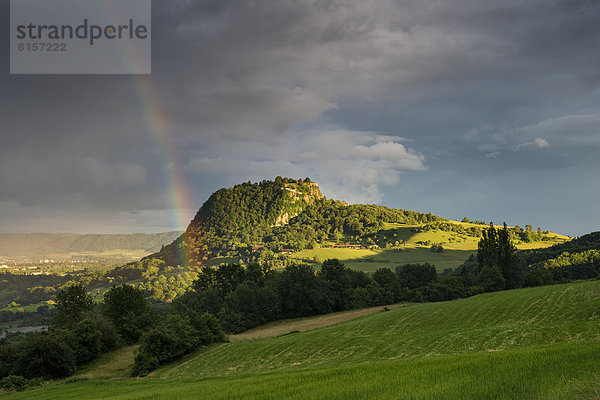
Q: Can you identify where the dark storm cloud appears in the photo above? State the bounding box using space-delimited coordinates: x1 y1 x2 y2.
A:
1 0 599 234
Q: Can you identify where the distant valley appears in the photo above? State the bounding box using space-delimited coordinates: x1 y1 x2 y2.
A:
0 231 182 265
1 178 599 398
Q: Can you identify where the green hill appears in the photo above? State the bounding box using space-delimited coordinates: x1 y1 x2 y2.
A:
519 231 600 280
155 178 324 266
9 279 600 399
150 178 568 272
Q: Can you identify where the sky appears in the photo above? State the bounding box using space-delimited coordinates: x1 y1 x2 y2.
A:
1 0 599 236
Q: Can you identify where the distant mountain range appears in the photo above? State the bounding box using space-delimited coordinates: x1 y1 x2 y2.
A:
0 231 182 258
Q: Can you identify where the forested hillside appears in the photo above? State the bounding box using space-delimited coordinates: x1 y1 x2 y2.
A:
156 178 324 266
0 178 574 310
151 177 566 271
518 231 600 281
152 177 459 267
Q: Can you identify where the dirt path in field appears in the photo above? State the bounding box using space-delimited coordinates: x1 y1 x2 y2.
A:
229 303 409 342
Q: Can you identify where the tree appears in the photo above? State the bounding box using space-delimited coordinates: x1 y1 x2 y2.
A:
396 263 438 289
523 267 553 287
102 285 153 344
477 222 523 290
372 268 400 302
365 282 393 305
279 264 331 317
52 318 101 365
132 314 198 377
53 284 95 326
477 223 499 274
13 333 75 379
498 222 524 289
218 281 280 333
0 344 18 379
319 259 352 311
132 312 225 377
476 266 505 292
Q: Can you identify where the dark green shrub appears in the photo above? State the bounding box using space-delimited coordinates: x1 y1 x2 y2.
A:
0 344 18 379
132 314 198 376
13 333 75 379
102 285 153 344
0 375 44 392
131 352 159 377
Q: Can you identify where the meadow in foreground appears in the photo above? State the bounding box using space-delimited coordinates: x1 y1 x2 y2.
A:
6 280 600 399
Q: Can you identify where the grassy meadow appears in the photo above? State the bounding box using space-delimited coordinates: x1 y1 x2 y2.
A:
7 279 600 399
71 346 138 381
289 239 477 273
289 222 568 273
7 343 600 399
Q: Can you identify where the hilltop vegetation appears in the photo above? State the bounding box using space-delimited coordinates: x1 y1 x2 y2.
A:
152 177 458 267
158 178 325 266
151 177 567 273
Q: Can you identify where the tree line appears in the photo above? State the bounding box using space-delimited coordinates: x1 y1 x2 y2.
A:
1 223 597 391
0 283 225 389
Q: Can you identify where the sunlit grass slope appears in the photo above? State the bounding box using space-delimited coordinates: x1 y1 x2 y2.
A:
289 224 568 273
71 346 137 380
8 342 600 399
7 280 600 399
156 279 600 379
291 247 476 272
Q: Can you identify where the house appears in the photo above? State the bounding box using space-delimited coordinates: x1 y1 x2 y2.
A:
332 244 361 249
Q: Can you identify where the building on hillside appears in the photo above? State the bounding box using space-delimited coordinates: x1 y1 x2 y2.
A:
332 244 362 249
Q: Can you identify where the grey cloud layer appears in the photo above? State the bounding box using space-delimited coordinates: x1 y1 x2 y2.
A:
1 0 599 234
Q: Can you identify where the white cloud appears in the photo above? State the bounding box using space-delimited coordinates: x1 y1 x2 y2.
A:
519 114 600 145
186 129 426 204
533 137 549 148
354 141 425 169
516 137 549 150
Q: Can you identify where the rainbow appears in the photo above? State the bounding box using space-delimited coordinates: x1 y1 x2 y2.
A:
130 75 196 267
98 2 196 266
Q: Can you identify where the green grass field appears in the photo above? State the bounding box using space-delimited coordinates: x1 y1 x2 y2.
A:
291 247 477 272
7 279 600 399
71 346 138 381
7 343 600 399
289 224 568 273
